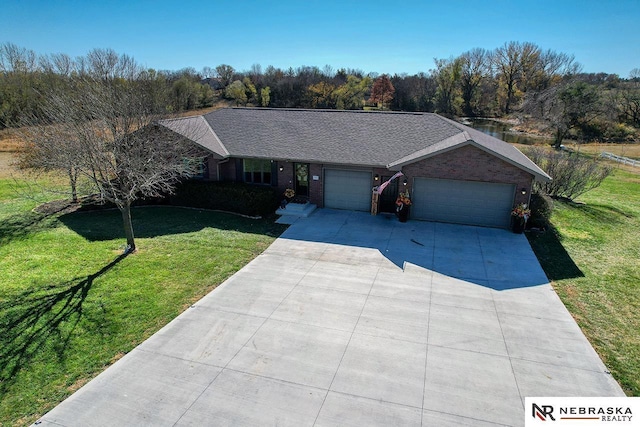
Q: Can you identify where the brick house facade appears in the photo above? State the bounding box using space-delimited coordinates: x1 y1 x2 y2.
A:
161 108 550 228
401 145 533 207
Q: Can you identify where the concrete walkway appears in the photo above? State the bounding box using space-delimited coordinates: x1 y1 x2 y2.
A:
35 210 623 427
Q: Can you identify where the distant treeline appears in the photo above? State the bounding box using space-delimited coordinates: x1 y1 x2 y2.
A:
1 41 639 142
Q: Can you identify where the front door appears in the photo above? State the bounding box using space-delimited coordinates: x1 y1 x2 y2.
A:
379 175 399 213
294 163 309 197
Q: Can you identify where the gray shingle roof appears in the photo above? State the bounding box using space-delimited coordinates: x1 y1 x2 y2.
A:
160 108 551 181
160 115 228 159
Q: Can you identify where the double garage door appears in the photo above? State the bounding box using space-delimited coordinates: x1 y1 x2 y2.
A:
323 171 516 228
324 169 372 211
412 178 515 228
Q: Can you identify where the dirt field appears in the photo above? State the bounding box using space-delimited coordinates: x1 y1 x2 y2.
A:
0 152 17 178
0 127 25 152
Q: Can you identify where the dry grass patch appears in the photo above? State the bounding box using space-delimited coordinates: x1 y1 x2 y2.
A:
571 142 640 159
0 152 16 178
0 129 24 152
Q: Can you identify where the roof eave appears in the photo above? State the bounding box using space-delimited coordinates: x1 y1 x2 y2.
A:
158 116 229 159
388 137 552 182
466 141 552 182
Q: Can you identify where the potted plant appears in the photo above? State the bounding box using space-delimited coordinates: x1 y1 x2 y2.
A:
280 188 295 209
395 191 412 222
510 203 531 233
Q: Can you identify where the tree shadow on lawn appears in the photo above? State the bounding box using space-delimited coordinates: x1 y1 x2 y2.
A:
527 227 584 281
571 202 633 222
0 210 60 246
58 206 286 242
0 254 127 395
526 199 634 282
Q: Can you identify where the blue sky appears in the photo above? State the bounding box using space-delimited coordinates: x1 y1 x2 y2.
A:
2 0 639 77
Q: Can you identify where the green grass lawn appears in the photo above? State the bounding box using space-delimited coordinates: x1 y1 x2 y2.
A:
0 178 287 426
2 164 639 425
527 168 640 396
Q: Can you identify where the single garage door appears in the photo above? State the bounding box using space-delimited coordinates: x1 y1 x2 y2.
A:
324 169 372 211
412 178 515 228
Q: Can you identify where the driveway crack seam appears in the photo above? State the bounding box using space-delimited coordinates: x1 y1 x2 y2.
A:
173 256 318 426
421 247 434 427
172 363 224 426
492 293 525 411
311 264 380 426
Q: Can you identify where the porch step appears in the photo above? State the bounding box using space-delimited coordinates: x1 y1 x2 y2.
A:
275 202 317 221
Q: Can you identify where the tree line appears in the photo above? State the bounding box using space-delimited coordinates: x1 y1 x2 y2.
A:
2 41 639 145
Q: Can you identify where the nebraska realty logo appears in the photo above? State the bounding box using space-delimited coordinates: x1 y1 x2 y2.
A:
525 397 640 426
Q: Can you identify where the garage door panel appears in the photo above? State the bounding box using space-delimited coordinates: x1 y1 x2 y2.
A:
412 178 515 228
324 169 371 211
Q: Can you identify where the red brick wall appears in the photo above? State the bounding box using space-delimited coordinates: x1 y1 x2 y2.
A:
206 157 218 180
372 167 389 187
275 162 381 208
309 164 323 207
276 161 295 196
275 162 325 206
401 145 534 206
212 145 534 210
209 159 236 181
203 159 235 181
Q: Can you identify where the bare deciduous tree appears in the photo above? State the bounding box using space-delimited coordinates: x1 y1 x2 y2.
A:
534 50 579 90
459 48 489 116
524 79 601 148
18 50 206 252
0 42 37 73
39 53 74 77
215 64 235 88
492 41 541 114
17 123 84 203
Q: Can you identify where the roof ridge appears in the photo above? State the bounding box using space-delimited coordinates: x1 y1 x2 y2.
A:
214 107 433 116
201 116 229 157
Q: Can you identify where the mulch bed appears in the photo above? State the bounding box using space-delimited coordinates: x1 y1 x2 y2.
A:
33 195 107 216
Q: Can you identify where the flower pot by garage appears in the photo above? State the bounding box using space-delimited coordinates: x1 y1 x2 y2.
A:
511 216 525 234
395 191 412 223
510 203 530 234
397 204 409 222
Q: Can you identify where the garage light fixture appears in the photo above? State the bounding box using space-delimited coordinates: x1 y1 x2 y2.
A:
374 174 379 181
279 165 284 172
403 178 408 186
521 187 527 195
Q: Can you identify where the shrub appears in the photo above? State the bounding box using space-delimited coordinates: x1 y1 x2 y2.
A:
170 180 279 217
528 192 554 228
604 122 637 142
524 147 613 201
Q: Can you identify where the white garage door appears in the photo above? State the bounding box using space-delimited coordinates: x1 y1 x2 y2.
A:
324 169 372 211
412 178 515 228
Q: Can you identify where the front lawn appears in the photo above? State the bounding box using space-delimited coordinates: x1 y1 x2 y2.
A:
0 177 287 426
527 168 640 396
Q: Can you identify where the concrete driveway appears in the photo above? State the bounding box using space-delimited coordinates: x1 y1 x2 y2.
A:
36 210 623 427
